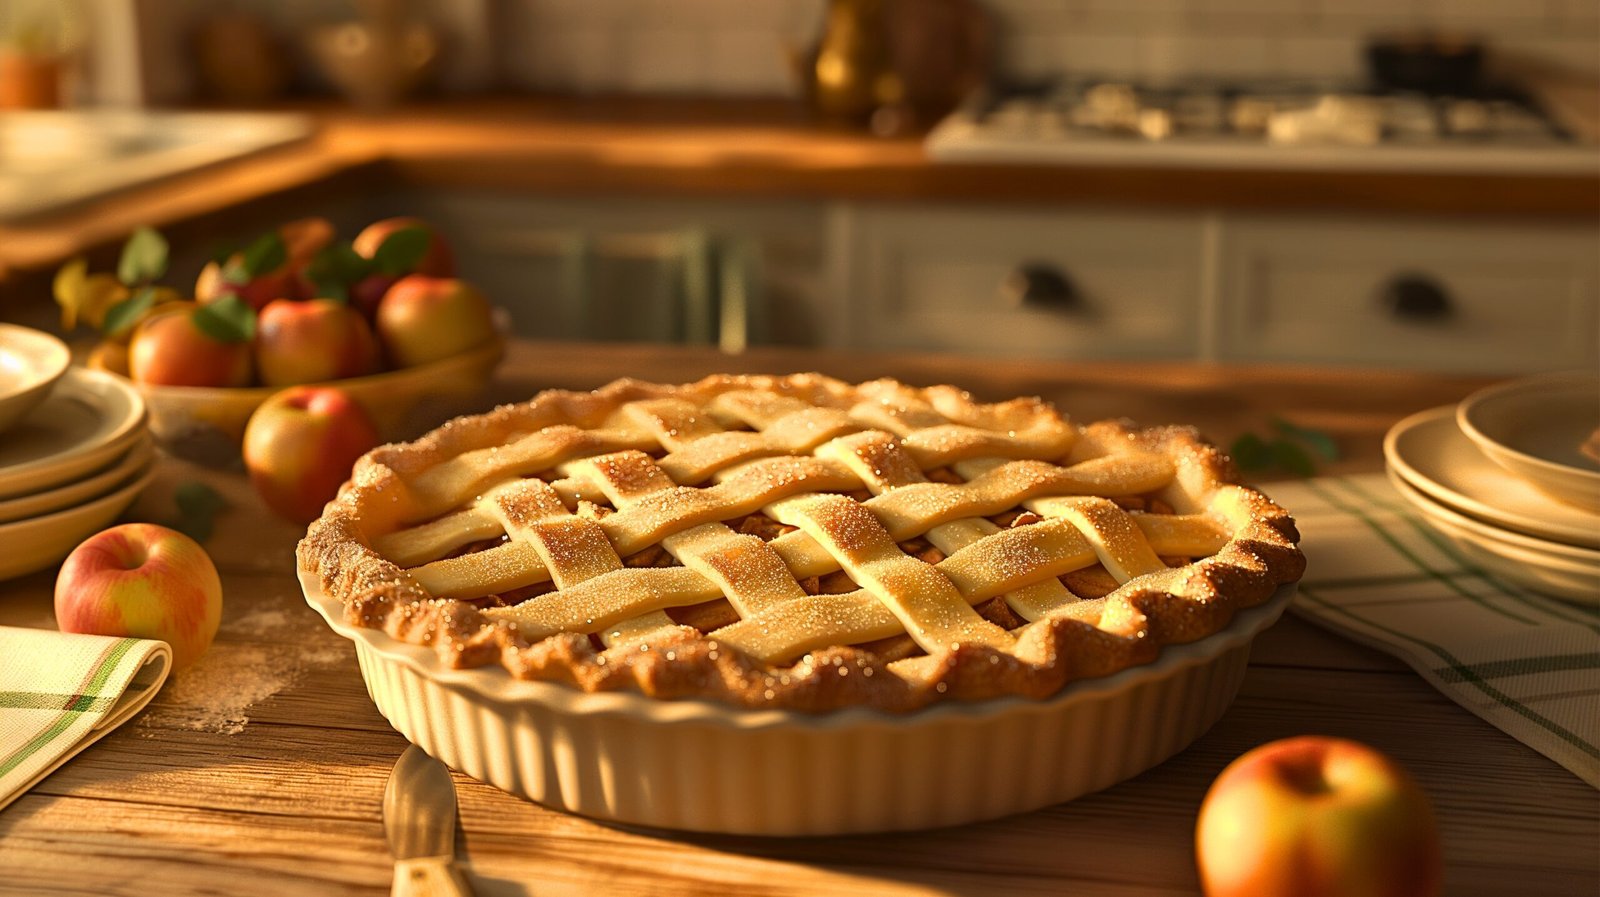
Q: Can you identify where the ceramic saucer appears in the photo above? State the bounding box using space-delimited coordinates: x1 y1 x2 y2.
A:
0 435 154 525
1387 470 1600 606
0 367 145 500
1386 405 1600 550
0 465 155 581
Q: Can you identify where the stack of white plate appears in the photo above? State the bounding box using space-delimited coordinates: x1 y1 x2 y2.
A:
1384 372 1600 606
0 325 152 581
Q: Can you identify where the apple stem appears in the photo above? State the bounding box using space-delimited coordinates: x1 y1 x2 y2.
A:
1281 756 1331 796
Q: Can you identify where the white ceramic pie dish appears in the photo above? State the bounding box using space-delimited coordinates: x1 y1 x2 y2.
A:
303 567 1293 836
1457 372 1600 513
0 324 70 436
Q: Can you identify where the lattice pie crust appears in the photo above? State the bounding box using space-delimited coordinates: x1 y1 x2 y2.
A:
299 375 1304 712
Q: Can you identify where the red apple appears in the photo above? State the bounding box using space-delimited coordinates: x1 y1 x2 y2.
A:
375 275 495 368
349 272 400 321
352 217 456 277
55 523 223 672
255 298 382 387
195 257 302 312
1196 736 1442 897
195 218 333 312
243 386 380 523
280 216 336 265
128 307 254 387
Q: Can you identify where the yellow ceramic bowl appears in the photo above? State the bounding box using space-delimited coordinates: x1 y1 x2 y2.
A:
90 336 504 464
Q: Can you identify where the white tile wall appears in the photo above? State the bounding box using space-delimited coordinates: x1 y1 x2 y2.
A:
224 0 1600 94
496 0 825 95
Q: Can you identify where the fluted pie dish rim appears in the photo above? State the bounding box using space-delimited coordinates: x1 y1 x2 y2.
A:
303 566 1296 727
302 568 1293 833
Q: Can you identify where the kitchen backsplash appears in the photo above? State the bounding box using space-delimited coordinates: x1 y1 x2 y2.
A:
990 0 1600 82
111 0 1600 104
490 0 1598 93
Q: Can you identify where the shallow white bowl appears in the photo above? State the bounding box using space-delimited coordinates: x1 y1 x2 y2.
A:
0 367 146 500
1458 373 1600 513
1385 405 1600 550
303 568 1293 836
1388 470 1600 607
0 324 70 435
0 466 155 581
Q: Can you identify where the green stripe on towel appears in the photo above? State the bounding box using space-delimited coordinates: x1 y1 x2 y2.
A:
0 638 137 780
1300 586 1599 761
0 692 117 713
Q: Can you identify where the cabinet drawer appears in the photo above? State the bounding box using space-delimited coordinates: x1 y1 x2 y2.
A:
844 206 1204 358
400 191 828 346
1219 218 1600 373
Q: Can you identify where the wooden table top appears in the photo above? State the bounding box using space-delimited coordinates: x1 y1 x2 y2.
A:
2 96 1596 279
1 342 1594 897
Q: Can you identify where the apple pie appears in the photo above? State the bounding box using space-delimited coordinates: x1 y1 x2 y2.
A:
299 375 1304 713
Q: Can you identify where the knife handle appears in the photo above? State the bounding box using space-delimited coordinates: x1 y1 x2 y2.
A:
393 856 474 897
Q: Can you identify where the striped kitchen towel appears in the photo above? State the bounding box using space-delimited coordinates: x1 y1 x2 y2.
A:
1268 474 1600 788
0 627 170 812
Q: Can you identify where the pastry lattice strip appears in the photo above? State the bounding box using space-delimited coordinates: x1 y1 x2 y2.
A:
472 472 687 651
365 391 1229 666
377 399 1176 602
377 401 1182 577
381 385 1083 555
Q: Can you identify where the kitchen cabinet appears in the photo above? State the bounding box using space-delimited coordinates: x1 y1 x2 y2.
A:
6 101 1590 375
833 206 1206 358
833 203 1600 373
1218 217 1600 373
322 185 1598 374
397 193 828 351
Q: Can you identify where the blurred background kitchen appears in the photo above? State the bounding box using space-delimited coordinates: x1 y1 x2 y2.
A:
0 0 1595 373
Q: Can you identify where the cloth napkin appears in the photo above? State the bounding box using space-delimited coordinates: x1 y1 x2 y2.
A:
0 627 170 812
1267 474 1600 788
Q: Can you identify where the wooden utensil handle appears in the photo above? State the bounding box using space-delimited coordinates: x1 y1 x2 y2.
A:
393 857 473 897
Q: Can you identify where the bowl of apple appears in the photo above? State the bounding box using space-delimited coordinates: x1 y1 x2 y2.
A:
58 217 504 465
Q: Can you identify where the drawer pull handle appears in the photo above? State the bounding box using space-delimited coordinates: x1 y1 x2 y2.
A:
1003 263 1084 312
1380 274 1455 323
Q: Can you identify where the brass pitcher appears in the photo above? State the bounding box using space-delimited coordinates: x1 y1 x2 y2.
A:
807 0 901 125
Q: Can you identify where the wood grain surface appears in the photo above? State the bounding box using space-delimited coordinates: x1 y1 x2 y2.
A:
0 343 1594 896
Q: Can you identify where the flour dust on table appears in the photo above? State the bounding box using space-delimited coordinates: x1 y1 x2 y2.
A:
139 592 348 734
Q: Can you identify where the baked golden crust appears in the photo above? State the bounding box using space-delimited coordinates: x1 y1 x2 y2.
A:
298 374 1304 713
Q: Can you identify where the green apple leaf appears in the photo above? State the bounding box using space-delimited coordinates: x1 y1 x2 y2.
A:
1229 432 1273 472
309 280 348 303
303 242 371 303
117 227 169 285
171 480 228 544
224 231 288 284
207 240 241 265
101 287 158 339
192 294 256 343
371 226 431 276
1269 438 1318 478
1271 416 1341 461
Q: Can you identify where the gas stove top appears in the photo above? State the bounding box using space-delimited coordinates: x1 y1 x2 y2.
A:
926 78 1599 175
